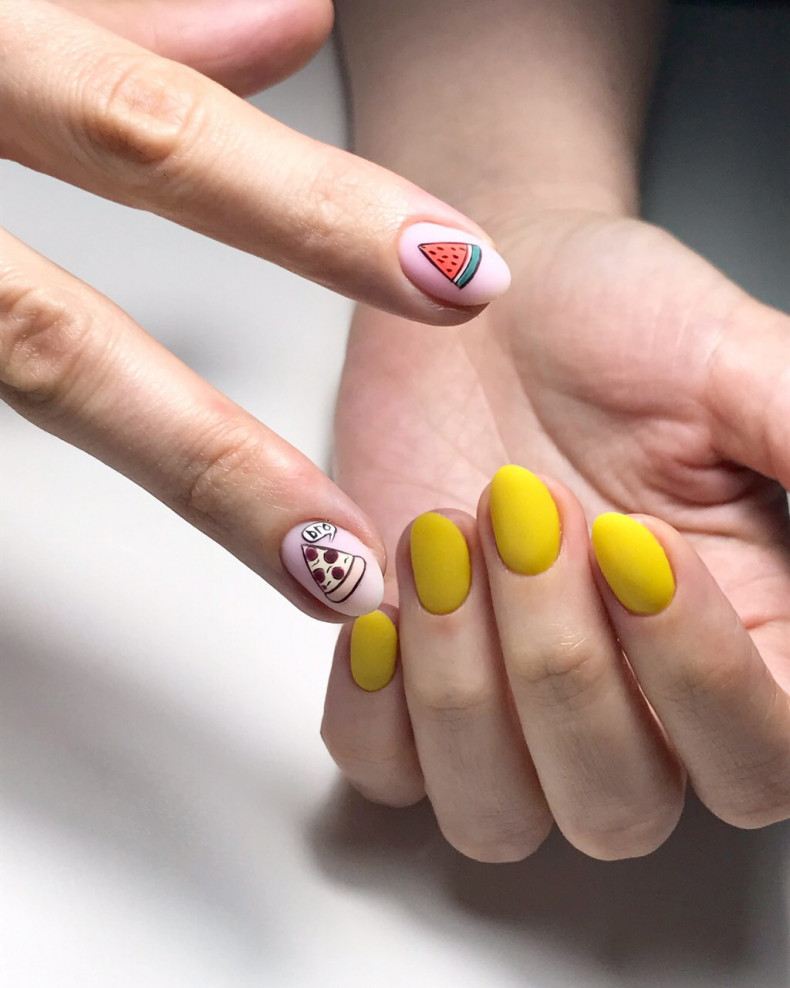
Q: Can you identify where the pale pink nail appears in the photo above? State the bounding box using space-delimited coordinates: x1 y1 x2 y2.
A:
281 521 384 618
398 222 511 307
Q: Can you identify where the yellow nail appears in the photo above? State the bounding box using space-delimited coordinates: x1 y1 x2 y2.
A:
591 513 675 615
350 610 398 692
410 512 471 615
489 465 561 574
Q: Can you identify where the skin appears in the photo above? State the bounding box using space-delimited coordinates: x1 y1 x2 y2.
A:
0 0 495 623
322 0 790 861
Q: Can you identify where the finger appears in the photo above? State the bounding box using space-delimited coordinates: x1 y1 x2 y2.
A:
321 607 425 807
398 510 553 863
592 513 790 828
479 467 685 860
0 226 384 620
707 297 790 490
1 0 511 323
53 0 335 95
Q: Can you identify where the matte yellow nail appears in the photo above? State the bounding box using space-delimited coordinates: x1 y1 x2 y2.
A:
489 465 561 574
410 512 471 615
591 513 675 615
350 610 398 692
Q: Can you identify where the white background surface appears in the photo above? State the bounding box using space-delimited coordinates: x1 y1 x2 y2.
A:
1 6 790 987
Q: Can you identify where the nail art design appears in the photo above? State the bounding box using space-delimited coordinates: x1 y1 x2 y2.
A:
399 222 511 307
281 521 384 617
490 465 561 575
418 241 482 288
409 512 471 615
591 513 675 615
350 610 398 692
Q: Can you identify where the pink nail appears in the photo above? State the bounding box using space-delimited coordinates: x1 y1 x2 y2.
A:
399 222 511 307
281 521 384 618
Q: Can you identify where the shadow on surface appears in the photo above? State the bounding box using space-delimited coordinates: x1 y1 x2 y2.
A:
0 616 299 961
310 781 789 986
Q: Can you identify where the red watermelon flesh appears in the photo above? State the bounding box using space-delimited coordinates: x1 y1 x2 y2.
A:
418 242 482 288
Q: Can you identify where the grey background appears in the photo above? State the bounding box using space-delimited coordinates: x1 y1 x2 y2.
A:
1 5 789 987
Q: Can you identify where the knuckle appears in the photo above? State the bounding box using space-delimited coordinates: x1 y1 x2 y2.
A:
704 755 790 830
76 53 204 180
443 813 552 864
414 677 492 727
0 257 95 413
565 797 682 861
508 632 606 712
664 651 744 711
321 729 424 808
293 152 378 274
172 422 265 526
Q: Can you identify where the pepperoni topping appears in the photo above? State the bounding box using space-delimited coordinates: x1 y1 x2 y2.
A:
331 566 345 581
304 546 318 561
311 568 325 584
324 549 339 564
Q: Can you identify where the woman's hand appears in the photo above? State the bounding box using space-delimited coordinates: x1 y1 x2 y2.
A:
322 210 790 857
0 0 510 619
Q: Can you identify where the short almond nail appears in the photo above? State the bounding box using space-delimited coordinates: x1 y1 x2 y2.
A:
591 513 676 615
409 512 471 615
281 520 384 617
350 610 398 692
489 465 561 574
399 222 511 307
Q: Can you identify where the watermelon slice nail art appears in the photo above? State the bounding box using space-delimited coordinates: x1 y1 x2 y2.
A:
399 222 511 307
418 242 482 288
281 521 384 617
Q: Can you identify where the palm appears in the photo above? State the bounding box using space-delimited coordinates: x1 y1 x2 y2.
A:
335 213 790 687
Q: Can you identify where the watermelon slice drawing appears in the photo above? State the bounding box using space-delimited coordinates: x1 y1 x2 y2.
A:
418 241 482 289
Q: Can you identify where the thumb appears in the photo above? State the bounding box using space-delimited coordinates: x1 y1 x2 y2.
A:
707 295 790 489
52 0 336 95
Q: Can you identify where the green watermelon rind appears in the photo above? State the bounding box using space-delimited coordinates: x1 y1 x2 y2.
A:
454 244 482 288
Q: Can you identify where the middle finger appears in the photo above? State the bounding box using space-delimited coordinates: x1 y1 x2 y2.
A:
480 466 685 859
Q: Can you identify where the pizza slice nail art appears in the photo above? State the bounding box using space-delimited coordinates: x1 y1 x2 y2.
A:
281 521 384 617
399 222 511 307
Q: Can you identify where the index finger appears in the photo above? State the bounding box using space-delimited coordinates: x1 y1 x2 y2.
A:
0 0 511 322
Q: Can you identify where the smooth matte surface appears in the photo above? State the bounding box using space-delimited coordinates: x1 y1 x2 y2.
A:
1 9 789 987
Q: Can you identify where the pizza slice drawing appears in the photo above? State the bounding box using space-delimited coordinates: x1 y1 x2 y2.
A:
301 544 367 603
418 241 482 288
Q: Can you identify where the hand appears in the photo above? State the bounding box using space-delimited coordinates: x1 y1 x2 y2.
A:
322 210 790 857
0 0 509 619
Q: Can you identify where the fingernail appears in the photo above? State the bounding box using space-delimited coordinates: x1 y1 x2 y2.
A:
399 222 511 307
489 465 561 574
409 512 471 615
350 610 398 692
591 513 675 615
281 521 384 617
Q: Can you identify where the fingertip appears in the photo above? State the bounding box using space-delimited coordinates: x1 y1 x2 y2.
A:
398 221 511 310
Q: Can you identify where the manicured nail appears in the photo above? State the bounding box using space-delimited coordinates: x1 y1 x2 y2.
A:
591 513 676 615
350 610 398 692
399 222 511 307
489 465 561 575
281 521 384 617
409 512 471 615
